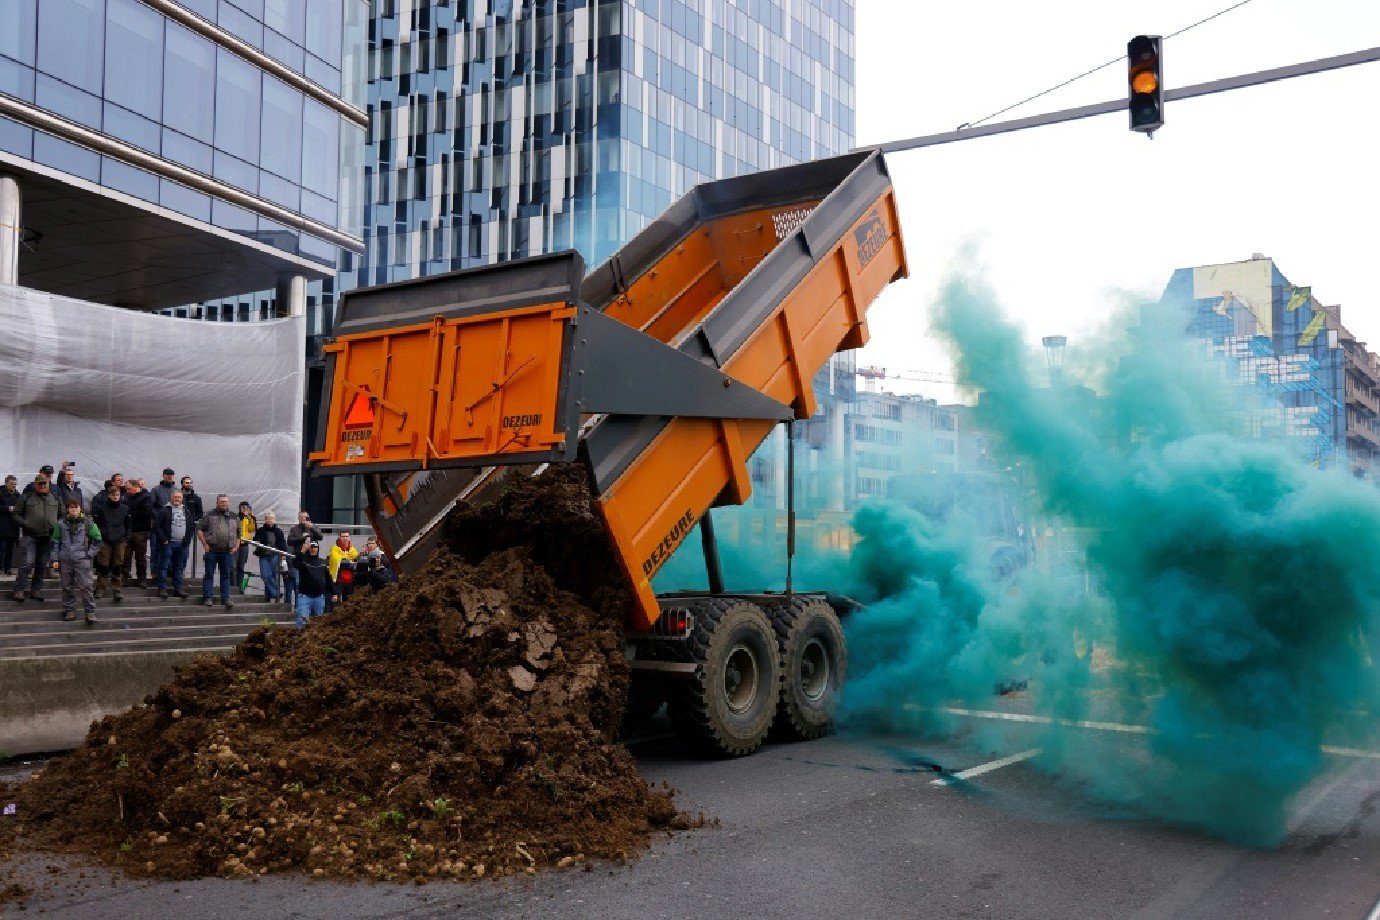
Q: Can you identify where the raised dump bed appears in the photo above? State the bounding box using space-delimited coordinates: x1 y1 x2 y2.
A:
310 150 907 755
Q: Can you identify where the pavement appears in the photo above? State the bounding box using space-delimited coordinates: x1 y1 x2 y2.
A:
5 713 1380 920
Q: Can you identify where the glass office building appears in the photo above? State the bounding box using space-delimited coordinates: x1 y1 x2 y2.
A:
0 0 367 307
349 0 856 289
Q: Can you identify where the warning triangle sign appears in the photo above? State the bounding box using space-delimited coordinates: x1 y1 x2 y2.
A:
343 391 375 429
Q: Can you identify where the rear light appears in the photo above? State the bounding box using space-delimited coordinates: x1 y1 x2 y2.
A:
643 607 691 638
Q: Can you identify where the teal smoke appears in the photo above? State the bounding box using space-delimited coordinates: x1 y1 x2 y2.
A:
839 267 1380 845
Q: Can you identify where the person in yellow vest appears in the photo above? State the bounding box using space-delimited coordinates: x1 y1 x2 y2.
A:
326 531 360 608
235 501 257 593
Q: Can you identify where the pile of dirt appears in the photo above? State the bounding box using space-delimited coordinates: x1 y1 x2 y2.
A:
2 469 695 882
443 465 630 622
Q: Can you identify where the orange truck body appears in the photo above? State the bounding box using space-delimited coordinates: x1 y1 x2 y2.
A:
309 151 908 631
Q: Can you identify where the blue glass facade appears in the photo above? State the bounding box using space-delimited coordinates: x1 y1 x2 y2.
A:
0 0 367 265
348 0 856 290
1161 259 1351 469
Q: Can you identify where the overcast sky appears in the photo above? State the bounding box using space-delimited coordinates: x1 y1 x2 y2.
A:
851 0 1380 400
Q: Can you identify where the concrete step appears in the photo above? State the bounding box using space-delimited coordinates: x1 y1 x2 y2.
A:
0 596 288 616
0 626 294 658
1 623 293 651
0 611 286 632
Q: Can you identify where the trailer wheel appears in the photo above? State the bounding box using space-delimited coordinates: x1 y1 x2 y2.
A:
770 598 846 741
668 599 780 757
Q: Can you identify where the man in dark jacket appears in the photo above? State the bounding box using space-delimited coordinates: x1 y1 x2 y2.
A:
293 541 331 628
284 511 322 609
151 469 177 509
11 475 60 601
153 490 194 600
0 474 20 575
198 494 240 608
179 476 203 524
150 468 178 583
90 483 131 603
251 511 288 604
55 465 86 513
122 481 154 588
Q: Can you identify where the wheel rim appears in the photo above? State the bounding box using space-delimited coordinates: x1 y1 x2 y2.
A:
724 643 760 714
799 636 830 702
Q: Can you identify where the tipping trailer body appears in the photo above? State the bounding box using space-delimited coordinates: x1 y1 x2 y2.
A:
309 151 907 633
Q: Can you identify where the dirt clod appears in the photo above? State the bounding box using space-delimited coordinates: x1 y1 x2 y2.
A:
2 467 696 881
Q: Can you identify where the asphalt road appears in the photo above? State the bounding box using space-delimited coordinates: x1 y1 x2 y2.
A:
6 717 1380 920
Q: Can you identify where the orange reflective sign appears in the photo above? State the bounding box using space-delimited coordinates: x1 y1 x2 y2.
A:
343 391 375 429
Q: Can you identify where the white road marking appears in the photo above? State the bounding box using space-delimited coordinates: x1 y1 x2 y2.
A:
1367 894 1380 920
908 704 1380 760
931 748 1042 786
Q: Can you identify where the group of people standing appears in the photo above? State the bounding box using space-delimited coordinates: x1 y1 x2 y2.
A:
1 463 393 626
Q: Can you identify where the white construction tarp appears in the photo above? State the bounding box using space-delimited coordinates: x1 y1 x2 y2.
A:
0 283 305 517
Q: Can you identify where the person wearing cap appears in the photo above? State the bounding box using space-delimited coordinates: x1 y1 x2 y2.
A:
22 463 57 495
292 540 331 628
90 482 131 603
0 474 20 576
10 474 60 602
49 497 101 623
151 469 177 509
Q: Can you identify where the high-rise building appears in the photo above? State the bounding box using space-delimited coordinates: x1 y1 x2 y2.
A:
310 0 858 523
1 0 367 309
349 0 855 289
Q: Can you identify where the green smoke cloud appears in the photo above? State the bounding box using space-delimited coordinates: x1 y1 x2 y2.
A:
840 265 1380 846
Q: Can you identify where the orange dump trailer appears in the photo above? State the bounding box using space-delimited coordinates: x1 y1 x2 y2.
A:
310 150 907 755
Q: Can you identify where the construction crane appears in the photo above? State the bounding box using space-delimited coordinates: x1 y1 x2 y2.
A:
856 365 954 392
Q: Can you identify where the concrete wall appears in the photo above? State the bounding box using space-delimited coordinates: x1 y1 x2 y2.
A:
0 651 212 756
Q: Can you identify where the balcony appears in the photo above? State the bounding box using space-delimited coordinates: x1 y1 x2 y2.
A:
1345 383 1380 416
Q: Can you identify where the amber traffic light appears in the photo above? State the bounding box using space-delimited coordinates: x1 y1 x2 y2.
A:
1127 35 1164 134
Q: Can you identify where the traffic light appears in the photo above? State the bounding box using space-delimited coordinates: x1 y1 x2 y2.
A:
1127 35 1164 134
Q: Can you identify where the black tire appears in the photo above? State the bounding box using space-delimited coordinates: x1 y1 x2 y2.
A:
770 597 846 741
668 598 781 757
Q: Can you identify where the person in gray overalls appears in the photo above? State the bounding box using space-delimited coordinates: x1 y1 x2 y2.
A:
50 497 102 624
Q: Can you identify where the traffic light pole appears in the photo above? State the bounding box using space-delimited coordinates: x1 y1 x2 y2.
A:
871 44 1380 154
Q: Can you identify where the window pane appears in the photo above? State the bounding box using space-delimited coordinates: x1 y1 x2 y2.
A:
217 0 263 50
105 0 163 120
1 0 38 65
260 75 302 181
36 74 101 129
37 0 105 93
214 48 261 163
301 97 338 198
265 0 305 44
305 0 342 68
178 0 216 20
163 23 215 143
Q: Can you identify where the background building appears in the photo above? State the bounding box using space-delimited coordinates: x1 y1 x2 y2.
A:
0 0 366 511
1159 255 1380 476
311 0 859 523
